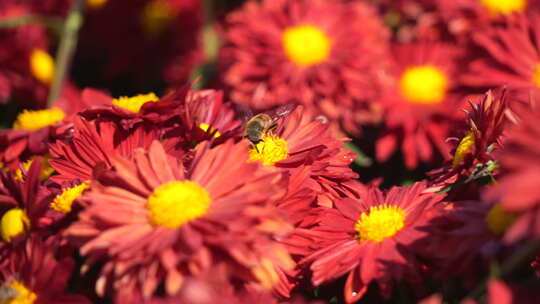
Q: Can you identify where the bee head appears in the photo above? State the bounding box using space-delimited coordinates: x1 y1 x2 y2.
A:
246 129 262 143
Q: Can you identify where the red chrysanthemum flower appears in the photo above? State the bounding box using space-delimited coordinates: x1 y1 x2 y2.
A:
49 115 164 183
375 42 467 169
486 104 540 241
50 89 243 183
74 0 202 89
67 140 294 302
433 0 540 39
80 89 184 129
219 0 390 134
163 89 243 151
0 85 108 171
0 2 53 107
298 182 445 303
242 105 366 298
0 236 90 304
0 159 53 258
463 14 540 103
416 199 517 280
245 105 362 222
428 89 511 194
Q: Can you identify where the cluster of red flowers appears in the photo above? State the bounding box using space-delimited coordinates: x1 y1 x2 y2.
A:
1 0 540 303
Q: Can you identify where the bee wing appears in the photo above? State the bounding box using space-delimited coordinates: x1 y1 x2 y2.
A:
271 103 297 119
233 102 254 124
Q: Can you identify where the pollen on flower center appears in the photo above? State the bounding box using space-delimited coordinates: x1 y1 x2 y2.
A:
248 134 289 166
452 131 475 168
30 49 54 84
50 181 90 213
1 208 30 243
485 203 517 236
15 156 55 182
354 204 406 243
480 0 526 15
0 280 37 304
399 65 448 104
147 181 211 229
13 108 66 131
199 123 221 138
112 93 159 113
282 24 332 67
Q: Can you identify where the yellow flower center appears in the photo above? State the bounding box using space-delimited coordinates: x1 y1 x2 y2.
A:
50 181 90 213
14 156 55 182
248 134 289 166
199 123 221 138
282 25 332 67
141 0 176 37
30 49 54 85
452 131 475 168
86 0 107 9
399 65 449 104
147 181 211 229
0 208 30 243
354 204 406 243
13 108 66 131
480 0 526 15
486 203 517 236
112 93 159 113
0 280 37 304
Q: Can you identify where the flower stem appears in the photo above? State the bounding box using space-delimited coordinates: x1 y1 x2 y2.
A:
46 0 85 107
0 15 63 32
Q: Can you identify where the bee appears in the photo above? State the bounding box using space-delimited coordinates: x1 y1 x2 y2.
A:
239 104 296 149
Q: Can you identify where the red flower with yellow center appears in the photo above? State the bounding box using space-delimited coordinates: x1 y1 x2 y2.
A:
0 236 90 304
0 85 107 171
240 105 366 298
0 107 67 171
164 89 243 150
375 42 466 169
0 2 53 107
298 182 445 303
429 89 510 193
463 14 540 103
67 140 293 301
220 0 390 134
0 159 52 256
80 89 183 128
431 0 539 41
50 89 242 183
415 199 517 279
245 106 362 220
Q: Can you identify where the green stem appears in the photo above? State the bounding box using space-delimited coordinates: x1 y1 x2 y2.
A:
344 142 372 167
46 0 85 107
0 15 63 32
202 0 218 63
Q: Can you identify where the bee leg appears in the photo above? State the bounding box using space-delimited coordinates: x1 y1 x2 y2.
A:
250 141 261 153
268 123 278 134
